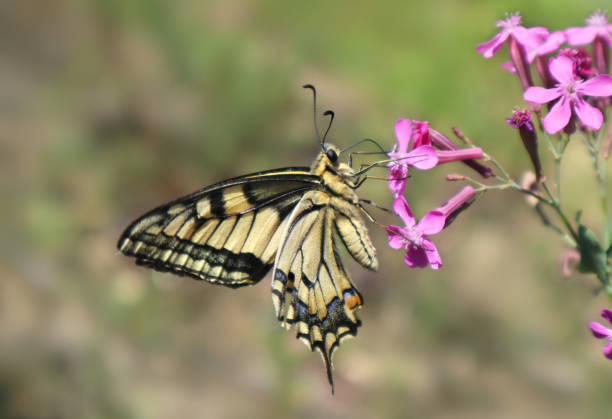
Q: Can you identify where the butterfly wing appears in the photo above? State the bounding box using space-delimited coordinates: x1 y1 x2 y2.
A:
117 168 321 287
271 190 365 390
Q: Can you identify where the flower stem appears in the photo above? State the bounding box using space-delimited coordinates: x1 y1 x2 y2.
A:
539 179 578 244
482 151 511 181
581 128 610 246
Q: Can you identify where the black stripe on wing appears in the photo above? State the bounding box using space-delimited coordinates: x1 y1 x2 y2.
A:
117 168 320 287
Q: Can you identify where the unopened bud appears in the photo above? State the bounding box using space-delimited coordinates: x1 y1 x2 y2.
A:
519 171 539 207
593 36 610 76
446 174 468 181
451 126 472 145
560 249 580 277
534 55 555 88
507 109 542 181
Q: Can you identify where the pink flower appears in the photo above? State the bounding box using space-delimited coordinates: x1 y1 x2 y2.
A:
386 196 444 269
523 56 612 134
476 13 548 58
387 119 438 196
566 11 612 47
589 309 612 360
566 11 612 75
526 31 566 63
386 186 476 270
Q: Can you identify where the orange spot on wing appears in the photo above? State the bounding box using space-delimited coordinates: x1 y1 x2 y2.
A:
344 292 362 310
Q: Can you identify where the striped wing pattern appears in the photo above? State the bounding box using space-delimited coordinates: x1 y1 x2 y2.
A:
117 168 319 287
271 190 365 390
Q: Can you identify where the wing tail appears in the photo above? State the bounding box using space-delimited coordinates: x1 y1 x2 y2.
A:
272 192 364 391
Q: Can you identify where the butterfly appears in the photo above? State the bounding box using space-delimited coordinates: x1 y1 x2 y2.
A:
117 86 379 392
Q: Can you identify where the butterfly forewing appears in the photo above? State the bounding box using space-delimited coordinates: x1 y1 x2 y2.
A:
117 168 320 287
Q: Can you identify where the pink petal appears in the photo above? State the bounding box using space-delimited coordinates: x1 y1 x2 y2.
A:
476 31 509 58
513 26 548 49
418 210 445 235
602 309 612 325
404 145 438 170
523 86 561 104
579 74 612 97
394 119 412 153
386 225 406 250
542 96 571 134
412 121 430 147
404 246 428 268
604 343 612 360
549 56 575 83
574 99 603 130
388 165 407 197
421 238 442 270
565 27 597 46
589 321 612 339
528 31 566 61
393 195 415 228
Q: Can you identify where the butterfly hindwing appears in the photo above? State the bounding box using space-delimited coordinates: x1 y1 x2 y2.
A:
271 190 366 389
117 168 320 287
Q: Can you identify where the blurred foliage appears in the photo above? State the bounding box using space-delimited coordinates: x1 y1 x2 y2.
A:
2 0 612 418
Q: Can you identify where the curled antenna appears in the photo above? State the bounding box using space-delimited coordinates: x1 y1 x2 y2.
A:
340 138 387 155
302 84 324 150
322 110 335 145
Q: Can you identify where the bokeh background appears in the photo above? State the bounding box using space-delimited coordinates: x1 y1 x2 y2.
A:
3 1 612 418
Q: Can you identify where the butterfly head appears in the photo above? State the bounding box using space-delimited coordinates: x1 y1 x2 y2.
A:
312 143 357 192
325 146 339 165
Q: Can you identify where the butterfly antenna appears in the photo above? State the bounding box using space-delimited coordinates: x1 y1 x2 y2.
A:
322 110 335 145
303 84 324 150
340 138 387 155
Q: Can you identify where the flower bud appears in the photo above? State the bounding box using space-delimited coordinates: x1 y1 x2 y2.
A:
446 174 468 181
593 36 610 76
519 171 539 207
561 249 580 277
507 109 542 181
533 55 555 88
508 35 535 91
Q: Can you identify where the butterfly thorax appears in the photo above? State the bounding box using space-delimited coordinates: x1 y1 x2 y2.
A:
310 144 359 204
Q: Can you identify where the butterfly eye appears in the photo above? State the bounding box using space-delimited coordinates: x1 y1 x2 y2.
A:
326 148 338 163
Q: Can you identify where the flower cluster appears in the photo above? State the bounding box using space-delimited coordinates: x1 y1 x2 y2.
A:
385 10 612 362
477 11 612 134
384 119 482 269
477 11 612 361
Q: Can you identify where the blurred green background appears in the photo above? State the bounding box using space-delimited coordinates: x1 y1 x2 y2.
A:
3 0 612 418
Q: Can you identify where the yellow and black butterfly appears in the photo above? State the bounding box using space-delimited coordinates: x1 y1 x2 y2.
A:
117 86 379 392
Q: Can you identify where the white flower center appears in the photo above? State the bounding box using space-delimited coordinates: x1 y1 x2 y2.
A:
402 225 423 248
587 11 608 28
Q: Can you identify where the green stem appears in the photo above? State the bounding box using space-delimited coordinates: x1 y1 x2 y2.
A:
583 128 610 249
483 152 511 181
552 202 579 245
